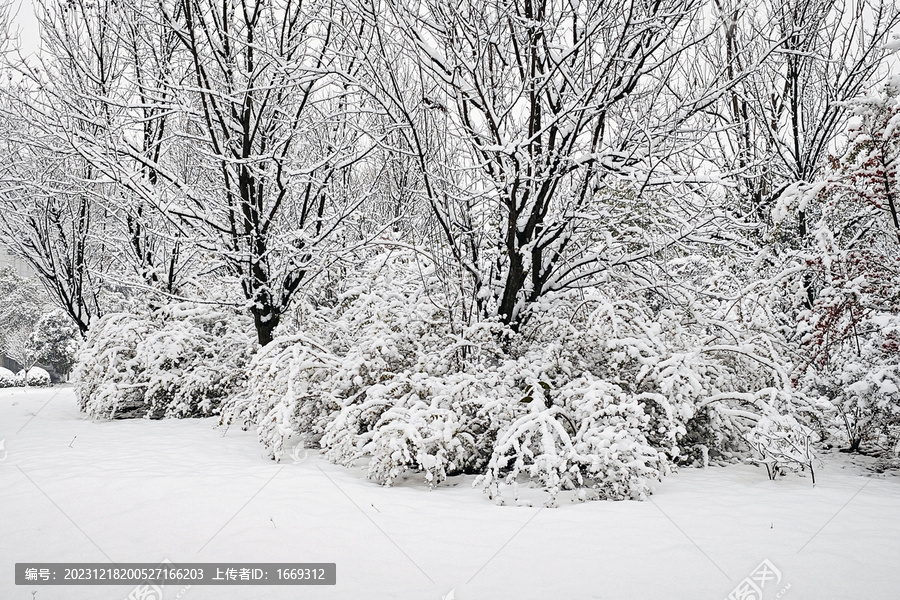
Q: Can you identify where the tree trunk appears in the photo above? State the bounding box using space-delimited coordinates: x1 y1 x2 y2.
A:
252 307 280 347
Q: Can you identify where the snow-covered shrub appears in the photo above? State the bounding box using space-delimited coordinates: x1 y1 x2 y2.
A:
748 414 816 482
0 367 18 388
478 375 669 505
225 249 512 479
21 366 52 387
791 248 900 454
74 313 152 417
518 286 809 470
316 277 511 486
324 362 514 487
229 246 812 502
75 303 256 419
224 332 342 461
807 314 900 453
225 249 513 478
139 304 256 417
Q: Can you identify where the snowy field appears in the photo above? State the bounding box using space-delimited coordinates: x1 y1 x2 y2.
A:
2 386 899 600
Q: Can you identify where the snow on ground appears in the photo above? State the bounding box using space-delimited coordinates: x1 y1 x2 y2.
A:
2 386 899 600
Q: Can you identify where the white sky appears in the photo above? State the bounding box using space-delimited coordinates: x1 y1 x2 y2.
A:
8 0 40 56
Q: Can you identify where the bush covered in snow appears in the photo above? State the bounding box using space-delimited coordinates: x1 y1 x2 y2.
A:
0 367 17 388
224 250 511 481
801 313 900 453
0 366 53 387
22 366 52 387
224 249 813 504
75 303 256 419
478 375 670 504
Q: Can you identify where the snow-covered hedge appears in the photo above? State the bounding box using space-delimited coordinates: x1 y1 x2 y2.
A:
224 251 510 480
0 366 52 387
223 249 813 504
75 303 256 419
0 367 18 387
23 366 51 387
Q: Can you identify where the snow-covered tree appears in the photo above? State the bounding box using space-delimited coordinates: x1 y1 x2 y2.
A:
0 1 131 333
704 0 900 233
0 267 52 371
31 308 80 376
358 0 779 331
130 0 380 345
3 0 382 344
777 79 900 453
